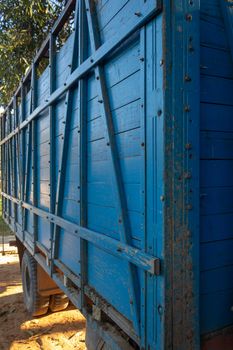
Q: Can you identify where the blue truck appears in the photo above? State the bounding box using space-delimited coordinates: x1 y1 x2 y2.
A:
1 0 233 349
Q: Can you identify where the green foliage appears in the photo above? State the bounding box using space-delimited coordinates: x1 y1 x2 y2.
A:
0 0 66 106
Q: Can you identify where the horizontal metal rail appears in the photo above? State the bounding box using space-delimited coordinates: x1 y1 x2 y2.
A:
1 191 160 275
0 0 161 146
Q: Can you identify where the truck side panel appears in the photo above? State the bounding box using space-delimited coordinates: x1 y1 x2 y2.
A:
0 1 163 348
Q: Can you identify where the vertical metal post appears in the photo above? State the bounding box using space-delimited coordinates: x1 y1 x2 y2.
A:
49 32 56 269
0 116 3 219
1 115 6 221
52 0 79 269
21 82 26 240
31 62 38 251
15 98 22 204
6 109 11 221
139 27 146 347
78 0 88 310
1 113 5 255
9 116 16 228
2 115 7 221
13 97 18 229
163 0 200 348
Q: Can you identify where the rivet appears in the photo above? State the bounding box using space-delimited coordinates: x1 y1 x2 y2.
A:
90 58 94 63
141 142 145 147
98 99 103 103
134 11 141 17
186 330 194 340
106 142 110 146
188 44 194 52
158 305 163 315
186 203 193 210
184 75 192 82
185 143 192 150
186 13 192 21
157 109 162 117
184 105 190 112
160 59 164 66
160 195 165 201
140 57 144 62
184 172 192 179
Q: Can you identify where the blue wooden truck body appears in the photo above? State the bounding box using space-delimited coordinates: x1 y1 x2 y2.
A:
1 0 233 349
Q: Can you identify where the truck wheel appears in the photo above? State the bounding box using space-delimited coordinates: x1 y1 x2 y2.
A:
21 250 49 316
49 293 69 312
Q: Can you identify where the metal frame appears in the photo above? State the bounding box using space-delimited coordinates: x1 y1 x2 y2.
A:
49 32 56 267
77 0 88 311
163 0 200 349
31 62 38 251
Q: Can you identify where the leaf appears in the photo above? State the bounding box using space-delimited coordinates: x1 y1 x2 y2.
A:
0 0 66 106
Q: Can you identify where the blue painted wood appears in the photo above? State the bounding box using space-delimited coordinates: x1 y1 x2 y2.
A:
2 0 233 348
85 0 141 334
200 0 233 336
201 213 233 243
200 289 233 332
221 0 233 62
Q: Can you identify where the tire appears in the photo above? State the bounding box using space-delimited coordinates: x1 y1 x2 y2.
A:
49 293 69 312
21 250 49 317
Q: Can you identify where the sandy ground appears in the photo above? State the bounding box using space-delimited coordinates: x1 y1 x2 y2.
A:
0 245 86 350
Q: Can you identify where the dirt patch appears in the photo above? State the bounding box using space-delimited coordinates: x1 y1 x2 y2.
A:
0 247 86 350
